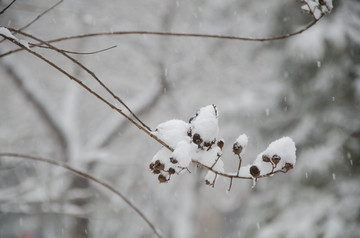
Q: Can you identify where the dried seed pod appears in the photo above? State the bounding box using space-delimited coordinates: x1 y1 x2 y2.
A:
250 165 260 178
262 155 271 163
168 167 176 175
154 160 165 170
284 163 293 171
193 133 203 145
217 140 224 150
204 141 212 147
149 163 155 170
232 142 243 155
187 128 192 137
153 169 161 174
158 174 168 183
271 155 281 165
205 180 211 185
170 157 178 164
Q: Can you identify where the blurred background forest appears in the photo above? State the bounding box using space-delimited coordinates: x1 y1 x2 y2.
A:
0 0 359 237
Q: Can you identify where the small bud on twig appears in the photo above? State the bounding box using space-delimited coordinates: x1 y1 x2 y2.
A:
271 155 281 165
232 142 243 155
284 163 294 172
168 167 176 175
262 155 271 163
250 165 260 178
193 133 203 145
154 160 164 170
170 157 178 164
217 140 224 150
158 174 168 183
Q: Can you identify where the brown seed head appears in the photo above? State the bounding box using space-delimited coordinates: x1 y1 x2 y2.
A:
154 160 165 170
232 142 243 155
149 163 155 170
271 155 281 165
250 165 260 178
168 167 176 175
205 180 211 185
153 169 161 174
284 163 293 171
170 157 178 164
262 155 271 163
217 140 224 150
158 174 168 183
193 133 203 145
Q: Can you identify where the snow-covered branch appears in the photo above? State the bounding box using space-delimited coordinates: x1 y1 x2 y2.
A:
149 105 296 190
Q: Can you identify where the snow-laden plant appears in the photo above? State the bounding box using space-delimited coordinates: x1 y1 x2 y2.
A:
300 0 333 19
149 105 296 190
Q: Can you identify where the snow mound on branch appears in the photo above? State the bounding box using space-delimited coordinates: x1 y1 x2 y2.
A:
190 105 219 143
153 119 190 148
252 137 296 176
301 0 333 19
0 27 30 49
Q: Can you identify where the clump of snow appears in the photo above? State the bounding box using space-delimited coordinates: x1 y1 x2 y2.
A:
301 0 333 20
251 137 296 177
233 134 248 155
0 27 30 49
190 105 219 143
194 146 222 168
171 140 194 168
153 119 190 148
150 106 296 187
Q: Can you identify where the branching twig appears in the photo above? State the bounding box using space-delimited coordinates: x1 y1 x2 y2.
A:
0 153 162 238
0 17 322 58
9 28 152 132
0 32 173 152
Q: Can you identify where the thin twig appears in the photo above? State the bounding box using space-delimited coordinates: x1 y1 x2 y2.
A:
1 32 173 152
0 0 17 15
33 43 117 55
9 28 152 133
18 0 64 32
0 17 322 58
41 18 322 42
0 153 162 238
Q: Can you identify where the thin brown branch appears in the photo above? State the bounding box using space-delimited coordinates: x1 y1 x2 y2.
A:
0 17 322 58
236 155 242 177
18 0 64 32
9 28 152 133
32 43 117 55
0 0 16 15
0 153 162 238
0 32 173 152
43 18 322 42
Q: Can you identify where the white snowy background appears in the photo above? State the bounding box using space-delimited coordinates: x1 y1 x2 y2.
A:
0 0 359 237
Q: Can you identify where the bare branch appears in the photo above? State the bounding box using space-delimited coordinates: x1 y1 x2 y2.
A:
0 0 17 15
0 32 173 152
39 18 322 42
0 153 163 238
33 43 117 55
18 0 64 32
0 17 322 58
10 28 152 132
